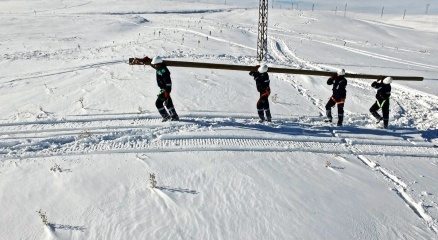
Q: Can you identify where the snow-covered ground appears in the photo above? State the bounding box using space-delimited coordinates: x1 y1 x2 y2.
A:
0 0 437 239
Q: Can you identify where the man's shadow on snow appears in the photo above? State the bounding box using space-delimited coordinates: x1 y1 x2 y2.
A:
334 126 437 142
182 117 437 144
156 186 199 195
3 112 435 143
48 223 86 232
181 117 335 138
422 129 438 143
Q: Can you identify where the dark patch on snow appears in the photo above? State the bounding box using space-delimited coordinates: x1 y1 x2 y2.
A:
82 8 234 15
49 223 86 232
157 186 198 194
131 16 150 24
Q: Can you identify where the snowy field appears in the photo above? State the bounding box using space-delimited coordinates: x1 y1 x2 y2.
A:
0 0 438 239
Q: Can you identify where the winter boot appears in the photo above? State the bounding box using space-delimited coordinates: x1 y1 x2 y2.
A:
337 115 343 127
158 107 170 122
162 116 171 122
168 108 179 121
371 111 382 123
325 109 333 123
383 119 389 129
265 109 272 122
258 109 265 122
171 115 180 121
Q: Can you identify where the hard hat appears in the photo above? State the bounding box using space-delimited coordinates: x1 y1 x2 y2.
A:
151 56 163 64
337 69 345 76
383 77 393 84
258 64 269 73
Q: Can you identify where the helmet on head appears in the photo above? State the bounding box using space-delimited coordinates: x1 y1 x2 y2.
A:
151 56 163 65
383 77 393 84
337 69 345 76
258 64 269 73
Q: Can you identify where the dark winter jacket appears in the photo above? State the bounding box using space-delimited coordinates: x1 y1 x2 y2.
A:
371 81 391 101
249 71 270 93
327 75 347 99
156 66 172 92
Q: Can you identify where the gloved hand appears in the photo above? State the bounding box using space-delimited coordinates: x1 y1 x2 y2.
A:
371 81 378 88
327 78 334 85
143 56 152 64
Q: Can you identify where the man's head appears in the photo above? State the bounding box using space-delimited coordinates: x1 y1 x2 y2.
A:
258 63 269 73
151 56 163 68
337 69 345 76
383 77 393 84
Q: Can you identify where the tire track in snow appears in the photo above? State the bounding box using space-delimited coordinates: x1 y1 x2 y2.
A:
332 124 438 233
352 149 438 233
312 38 438 70
1 60 125 85
2 135 437 161
1 117 437 160
0 136 349 160
0 122 187 140
268 38 326 114
1 116 435 152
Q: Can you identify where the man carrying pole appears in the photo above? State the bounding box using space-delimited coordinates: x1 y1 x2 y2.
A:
325 69 347 126
370 76 392 129
149 56 179 122
250 63 272 123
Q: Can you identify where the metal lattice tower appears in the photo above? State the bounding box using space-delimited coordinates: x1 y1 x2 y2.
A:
257 0 269 62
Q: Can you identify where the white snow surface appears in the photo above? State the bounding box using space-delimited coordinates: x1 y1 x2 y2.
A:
0 0 438 239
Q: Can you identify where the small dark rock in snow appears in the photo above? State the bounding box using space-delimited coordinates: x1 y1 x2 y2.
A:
131 16 150 24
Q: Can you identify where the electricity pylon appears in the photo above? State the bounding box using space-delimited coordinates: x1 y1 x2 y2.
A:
257 0 269 62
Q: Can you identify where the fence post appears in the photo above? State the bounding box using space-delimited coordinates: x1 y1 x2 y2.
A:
403 9 406 19
344 3 347 17
381 6 384 18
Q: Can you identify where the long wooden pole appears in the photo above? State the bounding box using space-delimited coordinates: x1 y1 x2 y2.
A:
129 58 423 81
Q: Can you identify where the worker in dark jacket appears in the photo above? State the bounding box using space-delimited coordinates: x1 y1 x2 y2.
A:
325 69 347 126
150 56 179 122
370 76 392 128
249 64 271 122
